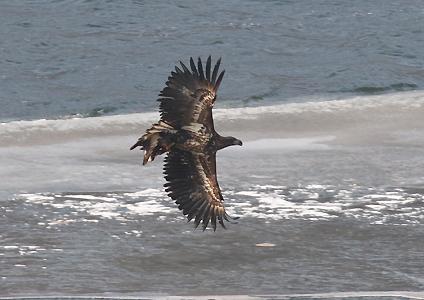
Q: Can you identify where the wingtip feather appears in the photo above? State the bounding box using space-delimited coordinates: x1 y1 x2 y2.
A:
206 55 212 82
214 70 225 92
197 57 205 81
190 57 197 75
212 57 222 85
180 61 190 73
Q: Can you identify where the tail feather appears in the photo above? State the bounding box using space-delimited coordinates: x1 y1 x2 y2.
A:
130 121 176 165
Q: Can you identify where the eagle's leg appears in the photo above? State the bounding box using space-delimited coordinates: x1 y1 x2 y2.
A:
130 121 177 165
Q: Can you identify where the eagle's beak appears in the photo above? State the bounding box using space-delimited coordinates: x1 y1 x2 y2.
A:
233 139 243 146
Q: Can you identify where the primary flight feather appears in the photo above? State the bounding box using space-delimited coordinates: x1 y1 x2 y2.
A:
131 56 242 231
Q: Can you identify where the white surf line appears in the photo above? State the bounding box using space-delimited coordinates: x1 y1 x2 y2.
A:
1 291 424 299
250 291 424 300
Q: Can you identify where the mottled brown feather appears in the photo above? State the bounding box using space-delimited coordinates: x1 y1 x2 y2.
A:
164 149 227 231
157 55 225 134
132 56 240 231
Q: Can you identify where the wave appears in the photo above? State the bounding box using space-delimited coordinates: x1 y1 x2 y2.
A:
1 90 424 148
1 291 424 300
15 183 424 227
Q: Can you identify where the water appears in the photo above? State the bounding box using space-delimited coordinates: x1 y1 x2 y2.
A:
2 0 424 122
1 1 424 299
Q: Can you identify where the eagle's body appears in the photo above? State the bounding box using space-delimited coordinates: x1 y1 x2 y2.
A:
131 56 242 231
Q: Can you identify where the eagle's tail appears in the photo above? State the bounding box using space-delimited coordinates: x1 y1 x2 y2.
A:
130 121 176 165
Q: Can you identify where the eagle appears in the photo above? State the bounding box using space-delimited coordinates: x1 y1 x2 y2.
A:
131 56 242 231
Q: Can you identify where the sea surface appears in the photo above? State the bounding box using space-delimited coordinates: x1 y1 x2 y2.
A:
1 1 424 299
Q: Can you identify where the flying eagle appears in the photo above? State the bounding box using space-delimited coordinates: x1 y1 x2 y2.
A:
131 56 242 231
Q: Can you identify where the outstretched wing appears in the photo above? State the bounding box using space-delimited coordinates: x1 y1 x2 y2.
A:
158 56 225 134
163 149 230 231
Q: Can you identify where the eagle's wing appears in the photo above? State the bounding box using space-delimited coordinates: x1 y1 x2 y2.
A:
158 56 225 134
164 149 230 231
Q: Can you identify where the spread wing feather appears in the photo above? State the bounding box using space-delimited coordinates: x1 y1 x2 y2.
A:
158 56 225 134
163 149 228 231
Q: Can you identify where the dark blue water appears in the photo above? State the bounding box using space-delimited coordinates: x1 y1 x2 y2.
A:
1 0 424 122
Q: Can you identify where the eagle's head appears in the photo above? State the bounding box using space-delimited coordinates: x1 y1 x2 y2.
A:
231 137 243 146
217 136 242 150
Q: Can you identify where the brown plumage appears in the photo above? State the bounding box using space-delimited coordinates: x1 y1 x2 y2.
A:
131 56 242 231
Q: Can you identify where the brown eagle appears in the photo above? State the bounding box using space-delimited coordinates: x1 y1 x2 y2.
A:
131 56 242 231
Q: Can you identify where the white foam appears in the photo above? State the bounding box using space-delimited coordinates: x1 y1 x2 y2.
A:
226 184 424 225
22 194 55 202
124 199 173 216
3 245 19 250
15 190 174 223
9 182 424 228
66 194 118 201
124 189 167 198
